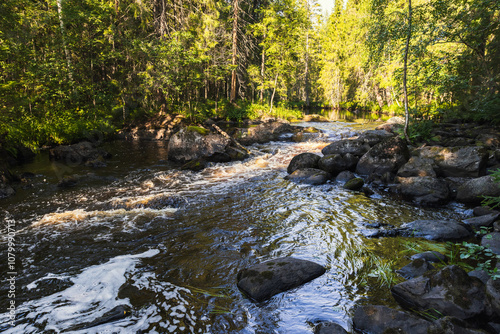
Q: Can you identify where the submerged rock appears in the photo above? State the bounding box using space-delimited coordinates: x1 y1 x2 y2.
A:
287 153 321 174
314 322 348 334
356 137 410 176
391 265 486 320
353 305 431 334
237 257 326 302
285 168 332 185
410 251 448 264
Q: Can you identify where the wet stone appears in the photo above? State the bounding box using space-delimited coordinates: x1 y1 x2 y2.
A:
396 258 435 279
410 251 448 264
284 168 332 185
237 257 326 302
314 322 349 334
463 213 500 230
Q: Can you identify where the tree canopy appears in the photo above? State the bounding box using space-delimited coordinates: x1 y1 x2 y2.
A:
1 0 498 149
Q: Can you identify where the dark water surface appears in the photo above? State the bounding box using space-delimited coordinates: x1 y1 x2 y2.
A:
0 122 470 333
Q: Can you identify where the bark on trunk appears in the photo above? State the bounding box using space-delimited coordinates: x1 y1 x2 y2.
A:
230 0 240 102
56 0 73 83
403 0 412 142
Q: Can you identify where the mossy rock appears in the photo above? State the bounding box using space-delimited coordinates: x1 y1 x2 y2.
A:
181 159 206 172
186 126 210 136
343 177 364 191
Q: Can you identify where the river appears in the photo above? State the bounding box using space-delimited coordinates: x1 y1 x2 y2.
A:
0 121 470 333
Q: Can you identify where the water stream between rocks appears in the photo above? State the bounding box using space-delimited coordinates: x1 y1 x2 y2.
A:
0 121 471 333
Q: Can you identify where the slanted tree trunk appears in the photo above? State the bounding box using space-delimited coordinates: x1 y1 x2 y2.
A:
230 0 240 102
56 0 73 83
402 0 412 142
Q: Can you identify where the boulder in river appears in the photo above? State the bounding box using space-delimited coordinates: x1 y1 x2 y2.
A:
398 219 472 241
343 177 364 191
314 322 348 334
463 213 500 230
285 168 332 185
287 153 321 174
410 251 448 264
237 257 326 302
396 258 435 279
416 146 489 177
353 305 432 333
321 139 370 157
167 127 231 163
486 277 500 318
356 137 410 176
233 121 294 145
318 153 358 176
391 265 486 320
357 129 394 147
335 170 355 183
456 175 500 204
396 176 450 206
49 141 111 166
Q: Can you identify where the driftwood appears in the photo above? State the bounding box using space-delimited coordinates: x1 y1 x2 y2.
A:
211 124 252 155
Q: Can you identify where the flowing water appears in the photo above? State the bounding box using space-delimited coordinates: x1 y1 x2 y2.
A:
0 122 470 333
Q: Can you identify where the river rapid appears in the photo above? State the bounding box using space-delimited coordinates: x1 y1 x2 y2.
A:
0 122 470 333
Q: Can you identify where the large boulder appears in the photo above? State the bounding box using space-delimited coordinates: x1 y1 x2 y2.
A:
49 141 111 166
318 154 358 176
233 121 294 145
396 176 450 206
167 127 231 163
463 213 500 230
398 220 472 241
397 156 437 177
287 153 321 174
356 137 410 176
358 129 394 146
284 168 332 185
391 265 487 320
321 139 370 157
486 277 500 318
416 146 489 177
456 175 500 204
237 257 326 302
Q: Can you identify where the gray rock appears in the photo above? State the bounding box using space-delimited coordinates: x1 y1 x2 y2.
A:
391 265 486 320
235 121 294 145
167 128 230 162
318 154 358 175
463 213 500 230
445 177 470 199
456 175 500 204
335 171 355 183
321 139 370 157
49 141 111 166
486 277 500 318
397 156 437 177
226 146 249 161
358 129 394 146
237 257 326 302
343 178 364 191
396 176 450 206
353 305 432 334
481 232 500 255
285 168 332 185
430 316 489 333
411 251 448 263
287 153 321 174
473 206 499 217
396 259 435 279
314 322 348 334
417 146 489 177
468 270 490 285
399 220 472 241
356 137 410 176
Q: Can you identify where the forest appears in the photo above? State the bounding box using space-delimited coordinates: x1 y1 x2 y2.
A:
1 0 499 150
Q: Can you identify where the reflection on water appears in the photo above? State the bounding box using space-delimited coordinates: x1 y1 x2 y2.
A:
0 122 467 333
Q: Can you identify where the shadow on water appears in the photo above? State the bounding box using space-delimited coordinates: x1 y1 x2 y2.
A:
0 122 468 333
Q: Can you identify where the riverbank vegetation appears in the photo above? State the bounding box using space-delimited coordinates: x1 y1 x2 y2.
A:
1 0 498 150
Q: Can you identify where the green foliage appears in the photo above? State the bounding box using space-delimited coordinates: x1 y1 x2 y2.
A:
459 241 500 280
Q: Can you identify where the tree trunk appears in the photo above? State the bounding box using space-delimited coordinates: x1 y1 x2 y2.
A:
269 72 279 114
56 0 73 83
403 0 412 142
259 34 266 103
230 0 240 102
304 31 310 108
